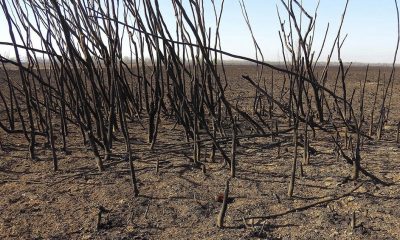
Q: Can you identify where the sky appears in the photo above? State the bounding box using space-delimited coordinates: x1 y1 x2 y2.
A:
212 0 400 64
0 0 399 64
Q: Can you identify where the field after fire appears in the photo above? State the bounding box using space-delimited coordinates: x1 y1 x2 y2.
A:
1 0 400 239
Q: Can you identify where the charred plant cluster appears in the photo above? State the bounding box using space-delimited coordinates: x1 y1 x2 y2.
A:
0 0 398 227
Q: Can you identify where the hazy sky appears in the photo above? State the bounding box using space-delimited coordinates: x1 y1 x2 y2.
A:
207 0 400 63
0 0 399 64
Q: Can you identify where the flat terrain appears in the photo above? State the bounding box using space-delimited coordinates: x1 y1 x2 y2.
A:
1 65 400 239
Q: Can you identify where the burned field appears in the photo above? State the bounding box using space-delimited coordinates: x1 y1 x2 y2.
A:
1 65 400 240
1 0 400 239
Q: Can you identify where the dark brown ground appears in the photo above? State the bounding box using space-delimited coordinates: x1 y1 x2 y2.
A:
0 65 400 239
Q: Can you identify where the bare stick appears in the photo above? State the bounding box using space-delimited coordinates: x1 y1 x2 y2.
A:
217 178 230 228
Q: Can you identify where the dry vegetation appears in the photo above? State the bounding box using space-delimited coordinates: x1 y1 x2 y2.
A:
1 0 400 239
